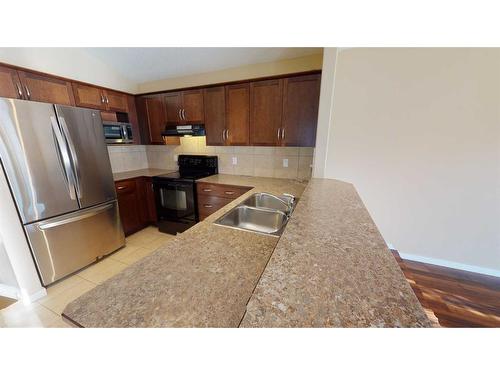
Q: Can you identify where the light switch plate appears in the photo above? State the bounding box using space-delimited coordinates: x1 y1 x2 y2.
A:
232 156 238 165
283 158 288 168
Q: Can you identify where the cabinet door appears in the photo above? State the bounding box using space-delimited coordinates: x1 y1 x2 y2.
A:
281 74 321 147
164 92 182 124
143 177 157 223
116 179 142 236
104 90 129 112
72 83 106 110
203 86 226 146
225 83 250 146
145 95 166 144
0 66 23 99
249 79 283 146
182 89 204 123
18 71 75 106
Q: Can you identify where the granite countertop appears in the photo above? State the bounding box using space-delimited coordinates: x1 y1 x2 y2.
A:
62 175 307 327
62 174 429 328
240 179 430 327
112 168 175 181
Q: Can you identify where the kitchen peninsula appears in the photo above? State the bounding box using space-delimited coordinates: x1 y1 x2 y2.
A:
62 176 430 328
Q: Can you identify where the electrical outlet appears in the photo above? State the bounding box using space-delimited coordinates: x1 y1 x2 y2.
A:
283 158 288 168
232 156 238 165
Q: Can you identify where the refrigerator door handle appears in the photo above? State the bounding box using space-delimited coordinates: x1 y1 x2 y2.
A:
50 116 77 200
38 203 114 230
58 116 82 200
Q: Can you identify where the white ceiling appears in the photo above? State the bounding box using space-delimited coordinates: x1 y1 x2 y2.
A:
83 47 322 84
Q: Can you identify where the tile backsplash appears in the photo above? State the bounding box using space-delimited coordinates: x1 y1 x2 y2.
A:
107 145 148 172
108 137 314 180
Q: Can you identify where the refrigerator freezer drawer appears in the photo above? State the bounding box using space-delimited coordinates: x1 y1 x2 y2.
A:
25 200 125 286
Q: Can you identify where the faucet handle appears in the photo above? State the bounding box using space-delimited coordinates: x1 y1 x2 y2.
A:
282 193 295 207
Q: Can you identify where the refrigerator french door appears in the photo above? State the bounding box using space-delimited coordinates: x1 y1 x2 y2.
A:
0 98 125 286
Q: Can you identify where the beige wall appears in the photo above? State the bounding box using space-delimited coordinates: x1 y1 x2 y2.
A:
137 54 323 93
0 48 137 93
0 235 18 289
317 48 500 275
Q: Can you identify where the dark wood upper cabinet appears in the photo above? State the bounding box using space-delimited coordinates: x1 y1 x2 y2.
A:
164 90 204 124
145 95 167 144
0 66 23 99
73 83 106 110
281 73 321 147
164 92 183 124
73 83 128 112
133 71 321 147
181 90 204 123
18 71 75 106
249 79 283 146
203 86 226 146
104 90 129 112
225 83 250 146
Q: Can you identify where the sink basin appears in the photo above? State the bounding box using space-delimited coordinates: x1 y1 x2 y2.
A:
214 205 289 236
240 193 297 214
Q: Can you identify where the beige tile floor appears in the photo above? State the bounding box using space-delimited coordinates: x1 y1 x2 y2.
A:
0 226 175 328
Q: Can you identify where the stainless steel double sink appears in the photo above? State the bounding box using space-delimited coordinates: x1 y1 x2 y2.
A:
214 192 297 236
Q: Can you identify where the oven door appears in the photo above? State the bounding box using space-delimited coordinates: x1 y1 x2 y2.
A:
154 179 196 223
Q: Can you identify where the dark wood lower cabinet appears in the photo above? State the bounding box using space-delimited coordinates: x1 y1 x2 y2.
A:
137 177 157 223
115 177 157 236
196 182 252 221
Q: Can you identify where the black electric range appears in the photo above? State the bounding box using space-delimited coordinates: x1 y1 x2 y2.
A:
153 155 218 234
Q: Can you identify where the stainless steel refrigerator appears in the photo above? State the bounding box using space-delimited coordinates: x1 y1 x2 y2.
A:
0 98 125 286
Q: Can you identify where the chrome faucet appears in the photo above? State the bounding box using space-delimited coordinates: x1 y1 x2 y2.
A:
261 192 295 215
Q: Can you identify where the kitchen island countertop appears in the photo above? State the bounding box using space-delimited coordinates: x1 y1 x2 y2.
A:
63 175 430 327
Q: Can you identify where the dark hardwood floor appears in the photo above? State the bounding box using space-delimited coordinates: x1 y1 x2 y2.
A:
392 250 500 327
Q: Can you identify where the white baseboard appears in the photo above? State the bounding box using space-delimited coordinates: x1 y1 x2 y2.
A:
398 252 500 278
0 284 19 300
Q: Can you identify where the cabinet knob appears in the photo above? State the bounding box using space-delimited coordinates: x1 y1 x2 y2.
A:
203 188 212 192
224 191 235 195
203 204 213 208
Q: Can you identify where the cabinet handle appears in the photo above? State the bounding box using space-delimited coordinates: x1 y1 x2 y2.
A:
24 85 31 100
282 128 285 140
178 108 182 120
105 96 109 104
182 109 186 120
16 83 23 99
226 129 229 141
101 94 105 103
221 130 225 142
117 186 126 190
277 128 281 140
224 191 235 195
203 188 212 192
203 204 213 208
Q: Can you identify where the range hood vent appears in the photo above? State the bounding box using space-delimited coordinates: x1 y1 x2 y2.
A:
162 124 206 137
